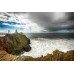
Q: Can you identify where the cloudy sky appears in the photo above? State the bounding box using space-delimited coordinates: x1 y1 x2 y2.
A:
0 12 74 33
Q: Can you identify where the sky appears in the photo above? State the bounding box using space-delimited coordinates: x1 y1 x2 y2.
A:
0 12 74 33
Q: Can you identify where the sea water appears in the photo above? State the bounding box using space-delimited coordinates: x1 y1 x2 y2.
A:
22 38 74 58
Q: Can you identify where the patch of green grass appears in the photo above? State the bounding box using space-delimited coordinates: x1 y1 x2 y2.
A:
18 56 28 61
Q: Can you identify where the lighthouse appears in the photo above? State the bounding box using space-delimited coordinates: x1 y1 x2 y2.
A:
8 30 10 34
15 30 18 33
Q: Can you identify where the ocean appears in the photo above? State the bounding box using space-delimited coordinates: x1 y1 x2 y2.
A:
22 33 74 58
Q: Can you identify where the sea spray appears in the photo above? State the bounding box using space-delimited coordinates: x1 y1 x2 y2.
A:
22 38 74 58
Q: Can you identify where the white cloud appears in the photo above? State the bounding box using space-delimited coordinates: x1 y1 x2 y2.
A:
0 12 48 33
23 23 45 33
13 22 46 33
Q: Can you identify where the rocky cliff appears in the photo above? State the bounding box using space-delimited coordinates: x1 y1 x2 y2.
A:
0 33 31 55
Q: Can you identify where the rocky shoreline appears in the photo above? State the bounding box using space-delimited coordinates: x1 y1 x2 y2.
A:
0 33 74 61
19 50 74 61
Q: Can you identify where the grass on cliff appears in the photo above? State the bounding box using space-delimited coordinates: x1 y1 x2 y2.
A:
0 32 30 55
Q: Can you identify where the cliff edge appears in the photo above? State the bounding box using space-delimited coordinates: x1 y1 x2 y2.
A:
0 33 31 55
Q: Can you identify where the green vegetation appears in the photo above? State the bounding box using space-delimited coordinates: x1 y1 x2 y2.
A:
0 32 31 55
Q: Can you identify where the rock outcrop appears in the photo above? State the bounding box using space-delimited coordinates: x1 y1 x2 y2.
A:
0 33 31 55
19 50 74 61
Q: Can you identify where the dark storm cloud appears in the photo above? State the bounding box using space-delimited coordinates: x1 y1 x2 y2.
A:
28 12 74 31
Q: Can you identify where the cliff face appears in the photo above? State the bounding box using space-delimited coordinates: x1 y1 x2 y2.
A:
0 33 31 55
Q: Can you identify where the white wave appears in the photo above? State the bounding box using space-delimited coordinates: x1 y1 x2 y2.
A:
22 38 74 58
